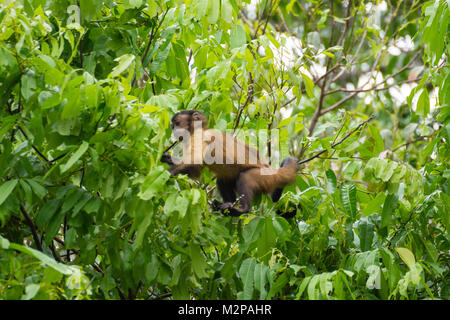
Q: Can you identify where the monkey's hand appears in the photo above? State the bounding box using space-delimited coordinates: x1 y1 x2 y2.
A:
161 153 174 165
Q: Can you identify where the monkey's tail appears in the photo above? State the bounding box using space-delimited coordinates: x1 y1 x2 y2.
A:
277 157 299 185
271 157 299 202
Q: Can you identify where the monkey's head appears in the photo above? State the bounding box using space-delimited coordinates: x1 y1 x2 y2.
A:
171 110 207 138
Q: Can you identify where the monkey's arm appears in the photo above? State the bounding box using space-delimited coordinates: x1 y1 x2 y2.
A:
161 153 202 179
161 153 175 165
169 163 202 178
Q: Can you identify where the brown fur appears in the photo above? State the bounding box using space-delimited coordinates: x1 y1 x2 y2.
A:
161 110 299 216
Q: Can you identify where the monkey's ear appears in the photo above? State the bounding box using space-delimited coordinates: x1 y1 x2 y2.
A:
192 111 202 121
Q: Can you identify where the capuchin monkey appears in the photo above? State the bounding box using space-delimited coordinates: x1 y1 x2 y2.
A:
161 110 299 217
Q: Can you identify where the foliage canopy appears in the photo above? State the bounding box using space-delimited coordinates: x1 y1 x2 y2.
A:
0 0 448 300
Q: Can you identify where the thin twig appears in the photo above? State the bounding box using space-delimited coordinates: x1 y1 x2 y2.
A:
298 114 374 165
326 50 422 95
15 125 50 164
77 1 83 67
391 135 431 152
233 73 254 132
19 204 43 252
253 0 271 38
307 0 336 137
131 8 169 87
49 240 61 262
152 292 172 300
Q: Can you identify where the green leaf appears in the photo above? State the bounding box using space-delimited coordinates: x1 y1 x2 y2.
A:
195 0 208 18
38 91 60 109
0 235 10 249
83 197 101 214
381 193 398 229
60 142 89 173
149 37 172 75
21 74 37 100
422 239 439 263
221 0 233 24
358 218 374 252
257 218 276 258
272 217 291 241
138 166 171 200
341 183 357 219
343 161 362 180
8 242 73 275
301 72 315 98
395 247 416 269
27 179 47 199
110 54 135 77
362 193 386 216
238 258 256 300
423 137 438 159
190 243 208 279
19 180 32 205
134 210 152 250
44 210 65 243
326 169 337 194
65 228 77 249
254 263 269 299
43 267 64 284
22 284 40 300
242 217 264 248
230 24 246 49
368 125 385 155
36 199 60 229
416 88 430 117
207 0 220 24
380 160 397 182
145 255 159 282
296 276 311 299
0 179 18 206
61 189 84 214
307 275 320 299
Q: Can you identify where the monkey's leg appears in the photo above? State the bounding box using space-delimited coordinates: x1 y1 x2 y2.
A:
213 179 237 212
217 179 237 203
219 173 253 216
271 188 283 202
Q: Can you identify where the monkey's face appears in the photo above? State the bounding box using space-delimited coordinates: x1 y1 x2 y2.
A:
171 114 191 141
171 111 206 141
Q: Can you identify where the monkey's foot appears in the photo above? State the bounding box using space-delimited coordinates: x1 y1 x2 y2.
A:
211 200 247 216
211 199 222 211
211 200 234 213
218 202 247 216
218 202 233 212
